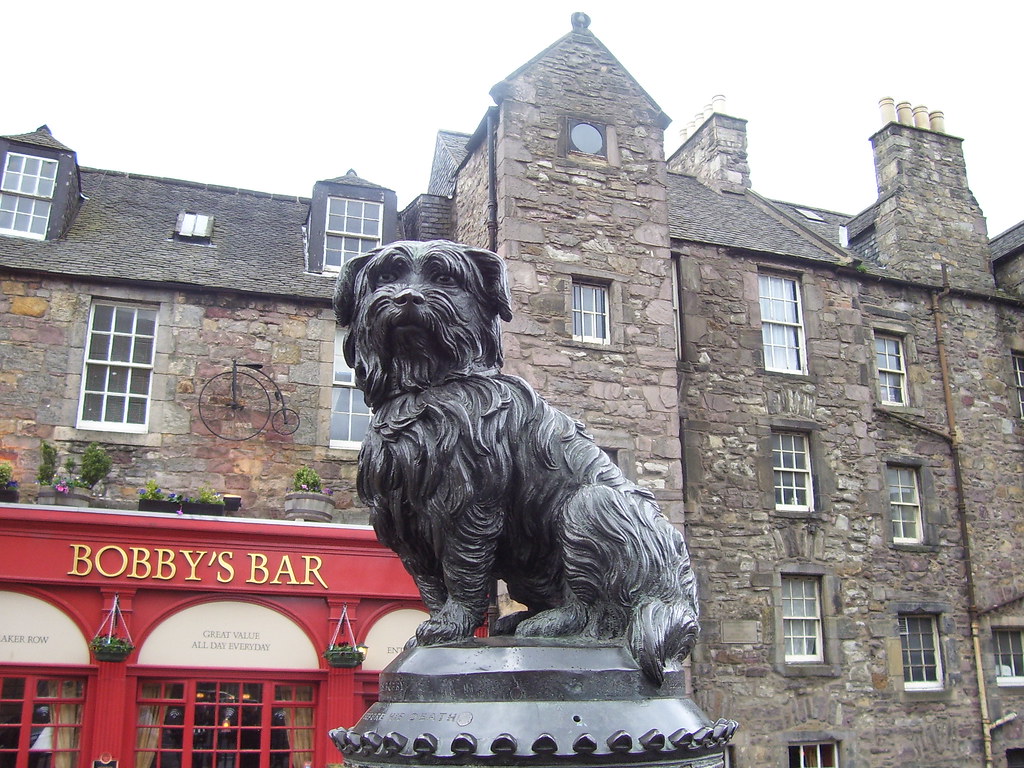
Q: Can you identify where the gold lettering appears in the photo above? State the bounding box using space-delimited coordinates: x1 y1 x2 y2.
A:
247 553 269 584
129 547 152 579
180 550 207 582
68 544 93 577
302 555 329 589
154 549 176 580
215 552 235 583
94 546 129 578
272 555 297 584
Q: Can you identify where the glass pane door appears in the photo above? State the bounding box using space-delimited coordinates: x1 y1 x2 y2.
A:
136 680 314 768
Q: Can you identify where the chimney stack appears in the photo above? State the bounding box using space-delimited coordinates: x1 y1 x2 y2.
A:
867 99 991 291
668 96 750 194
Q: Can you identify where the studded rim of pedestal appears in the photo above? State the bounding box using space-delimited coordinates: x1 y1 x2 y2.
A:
329 719 738 763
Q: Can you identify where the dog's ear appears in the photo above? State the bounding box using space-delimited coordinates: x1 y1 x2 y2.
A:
333 252 375 327
463 246 513 322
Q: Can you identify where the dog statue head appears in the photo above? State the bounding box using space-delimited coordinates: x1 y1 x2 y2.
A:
333 240 514 409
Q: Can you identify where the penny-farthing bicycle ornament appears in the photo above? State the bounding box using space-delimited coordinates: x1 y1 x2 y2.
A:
198 361 300 441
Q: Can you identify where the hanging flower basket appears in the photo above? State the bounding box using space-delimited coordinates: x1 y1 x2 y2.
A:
89 636 135 662
91 593 134 662
323 644 366 668
324 604 366 668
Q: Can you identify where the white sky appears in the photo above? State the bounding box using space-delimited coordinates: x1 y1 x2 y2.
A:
6 1 1022 236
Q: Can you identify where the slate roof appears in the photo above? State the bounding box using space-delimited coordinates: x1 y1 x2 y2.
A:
490 20 670 130
427 131 472 197
666 173 846 263
0 168 336 301
322 169 388 190
2 125 73 152
992 220 1024 262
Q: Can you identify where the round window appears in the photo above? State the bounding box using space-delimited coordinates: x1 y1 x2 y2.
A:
570 122 604 155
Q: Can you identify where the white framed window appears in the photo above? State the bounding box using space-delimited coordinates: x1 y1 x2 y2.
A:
324 198 381 272
789 743 837 768
782 577 823 663
887 465 923 544
572 281 610 344
330 327 371 449
78 303 158 432
759 273 806 373
876 334 907 405
0 152 58 239
898 614 943 690
994 629 1024 686
772 432 813 511
1013 353 1024 418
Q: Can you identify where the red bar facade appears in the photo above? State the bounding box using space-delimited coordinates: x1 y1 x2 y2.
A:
0 503 425 768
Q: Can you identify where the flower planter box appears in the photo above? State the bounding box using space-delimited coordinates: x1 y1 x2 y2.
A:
0 488 19 503
138 499 182 513
37 487 92 507
180 502 225 516
284 492 335 523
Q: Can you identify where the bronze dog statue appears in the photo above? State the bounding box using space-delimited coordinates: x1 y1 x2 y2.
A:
334 240 698 684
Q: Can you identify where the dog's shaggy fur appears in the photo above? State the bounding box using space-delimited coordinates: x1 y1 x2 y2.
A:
334 240 699 684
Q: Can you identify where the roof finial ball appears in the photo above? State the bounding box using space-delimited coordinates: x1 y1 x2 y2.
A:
571 12 591 31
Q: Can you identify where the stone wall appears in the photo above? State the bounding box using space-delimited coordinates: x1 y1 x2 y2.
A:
0 272 361 519
677 238 1024 766
399 193 453 242
460 27 683 509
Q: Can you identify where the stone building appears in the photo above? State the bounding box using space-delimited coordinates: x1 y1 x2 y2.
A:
3 12 1024 768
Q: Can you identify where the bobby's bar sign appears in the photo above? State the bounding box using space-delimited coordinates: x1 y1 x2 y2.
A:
67 544 330 589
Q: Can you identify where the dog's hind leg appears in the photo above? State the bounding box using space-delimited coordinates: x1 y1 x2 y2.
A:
513 599 588 638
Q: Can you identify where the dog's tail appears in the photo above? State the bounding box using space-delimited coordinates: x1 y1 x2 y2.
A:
626 595 699 686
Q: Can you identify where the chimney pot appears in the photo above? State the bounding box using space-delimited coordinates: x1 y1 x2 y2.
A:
929 110 946 133
879 97 897 125
913 106 930 129
711 94 727 114
896 102 913 125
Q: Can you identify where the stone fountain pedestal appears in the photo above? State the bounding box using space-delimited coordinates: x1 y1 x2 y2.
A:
332 637 736 768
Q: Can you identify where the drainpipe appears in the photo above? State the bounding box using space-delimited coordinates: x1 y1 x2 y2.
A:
486 108 498 253
930 280 993 767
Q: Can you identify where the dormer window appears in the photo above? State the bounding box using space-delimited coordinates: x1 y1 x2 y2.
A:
325 197 381 271
0 152 58 239
175 212 214 239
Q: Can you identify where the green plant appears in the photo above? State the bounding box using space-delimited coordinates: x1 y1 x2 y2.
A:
194 484 224 505
292 466 323 493
0 460 14 488
37 442 58 485
89 635 135 653
138 480 167 501
79 443 113 488
322 643 366 666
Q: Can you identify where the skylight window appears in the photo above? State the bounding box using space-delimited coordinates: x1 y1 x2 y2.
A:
175 212 214 239
795 207 825 223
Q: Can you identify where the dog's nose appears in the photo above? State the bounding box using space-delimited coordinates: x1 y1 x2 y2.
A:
392 288 425 306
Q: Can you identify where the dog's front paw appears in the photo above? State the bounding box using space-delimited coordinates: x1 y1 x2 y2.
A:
415 602 479 645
